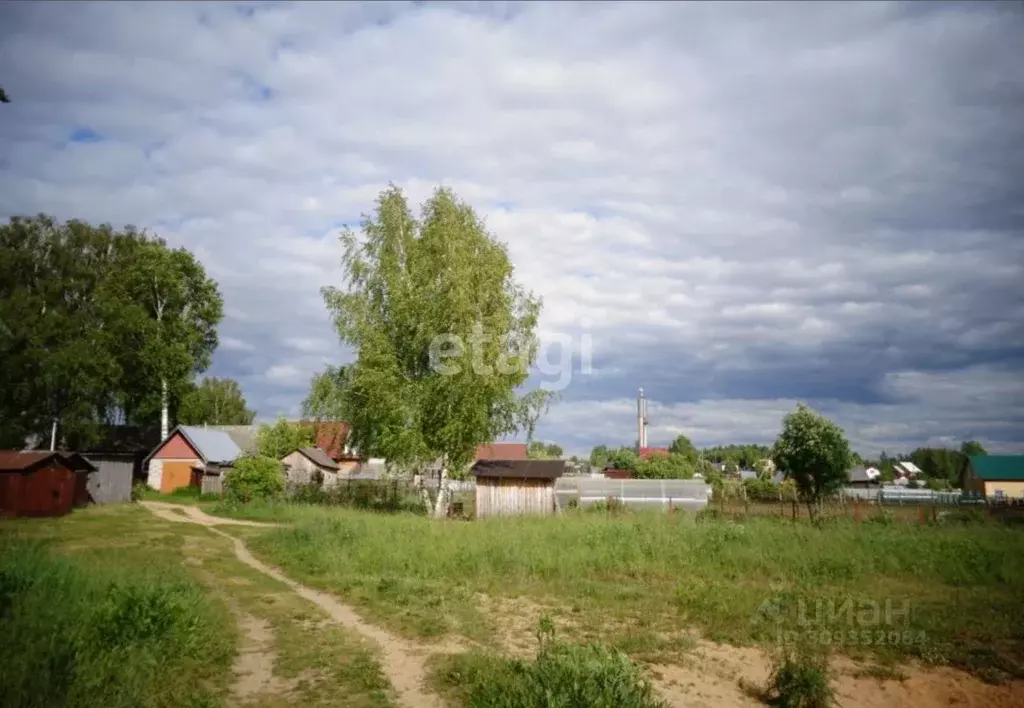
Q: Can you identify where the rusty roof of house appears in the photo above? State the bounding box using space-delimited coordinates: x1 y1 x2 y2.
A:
472 459 565 480
474 442 528 461
0 450 95 472
310 421 362 461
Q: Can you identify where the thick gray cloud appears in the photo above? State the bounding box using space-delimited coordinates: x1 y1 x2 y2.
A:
1 1 1022 457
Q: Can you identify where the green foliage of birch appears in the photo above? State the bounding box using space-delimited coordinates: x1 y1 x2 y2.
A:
178 377 255 426
255 416 315 460
111 237 222 438
321 185 551 482
302 365 350 422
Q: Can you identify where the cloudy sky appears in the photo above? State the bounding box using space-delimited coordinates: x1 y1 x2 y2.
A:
2 1 1022 457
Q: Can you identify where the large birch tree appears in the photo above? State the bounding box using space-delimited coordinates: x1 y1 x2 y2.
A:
321 185 551 517
118 239 222 440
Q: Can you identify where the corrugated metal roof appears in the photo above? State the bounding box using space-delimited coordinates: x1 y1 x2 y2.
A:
295 447 339 470
179 426 241 464
970 455 1024 482
472 459 565 479
208 425 259 453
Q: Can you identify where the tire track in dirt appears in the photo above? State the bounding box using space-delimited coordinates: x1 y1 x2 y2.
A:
141 501 461 708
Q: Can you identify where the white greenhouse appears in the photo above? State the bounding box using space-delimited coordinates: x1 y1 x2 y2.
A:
554 477 712 512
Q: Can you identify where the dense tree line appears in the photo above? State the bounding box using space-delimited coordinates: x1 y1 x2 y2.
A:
699 443 772 469
0 215 232 448
588 431 987 490
527 441 563 459
862 441 986 487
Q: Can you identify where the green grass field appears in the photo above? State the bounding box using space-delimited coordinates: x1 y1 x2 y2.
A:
1 505 394 708
228 503 1024 681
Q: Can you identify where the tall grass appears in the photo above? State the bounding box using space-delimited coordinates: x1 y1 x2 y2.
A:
432 618 667 708
0 539 233 707
245 508 1024 675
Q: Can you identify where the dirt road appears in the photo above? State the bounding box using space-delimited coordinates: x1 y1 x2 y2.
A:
141 501 460 708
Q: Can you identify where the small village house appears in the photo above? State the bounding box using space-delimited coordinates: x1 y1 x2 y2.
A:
848 465 882 488
144 425 241 494
0 450 95 518
891 460 922 486
311 421 365 474
472 459 565 518
961 455 1024 499
280 447 340 487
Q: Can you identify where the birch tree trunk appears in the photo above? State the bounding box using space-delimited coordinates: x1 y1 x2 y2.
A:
160 378 169 440
432 467 450 519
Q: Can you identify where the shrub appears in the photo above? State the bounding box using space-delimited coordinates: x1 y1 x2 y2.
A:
695 507 723 523
130 481 147 502
764 644 835 708
587 497 626 514
743 476 781 501
224 455 285 503
435 618 667 708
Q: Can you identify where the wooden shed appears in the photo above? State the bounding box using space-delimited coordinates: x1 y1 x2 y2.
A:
471 459 565 518
143 425 241 494
79 426 160 503
0 450 95 518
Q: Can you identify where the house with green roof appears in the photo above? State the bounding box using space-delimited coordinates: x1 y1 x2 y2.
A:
961 455 1024 499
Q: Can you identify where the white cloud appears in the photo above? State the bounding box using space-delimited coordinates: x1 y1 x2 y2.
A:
1 1 1021 454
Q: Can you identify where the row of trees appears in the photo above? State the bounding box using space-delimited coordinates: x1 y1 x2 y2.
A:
527 441 564 459
0 215 236 448
588 435 986 487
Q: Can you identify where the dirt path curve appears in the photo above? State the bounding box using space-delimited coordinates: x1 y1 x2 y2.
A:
143 500 279 527
141 501 461 708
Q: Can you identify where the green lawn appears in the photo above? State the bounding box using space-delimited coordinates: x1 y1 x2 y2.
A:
231 504 1024 681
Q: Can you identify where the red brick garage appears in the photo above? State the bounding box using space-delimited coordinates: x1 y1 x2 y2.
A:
0 451 96 519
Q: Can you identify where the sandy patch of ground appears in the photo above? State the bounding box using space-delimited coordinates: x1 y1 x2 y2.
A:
649 642 1024 708
475 593 1024 708
229 613 291 705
